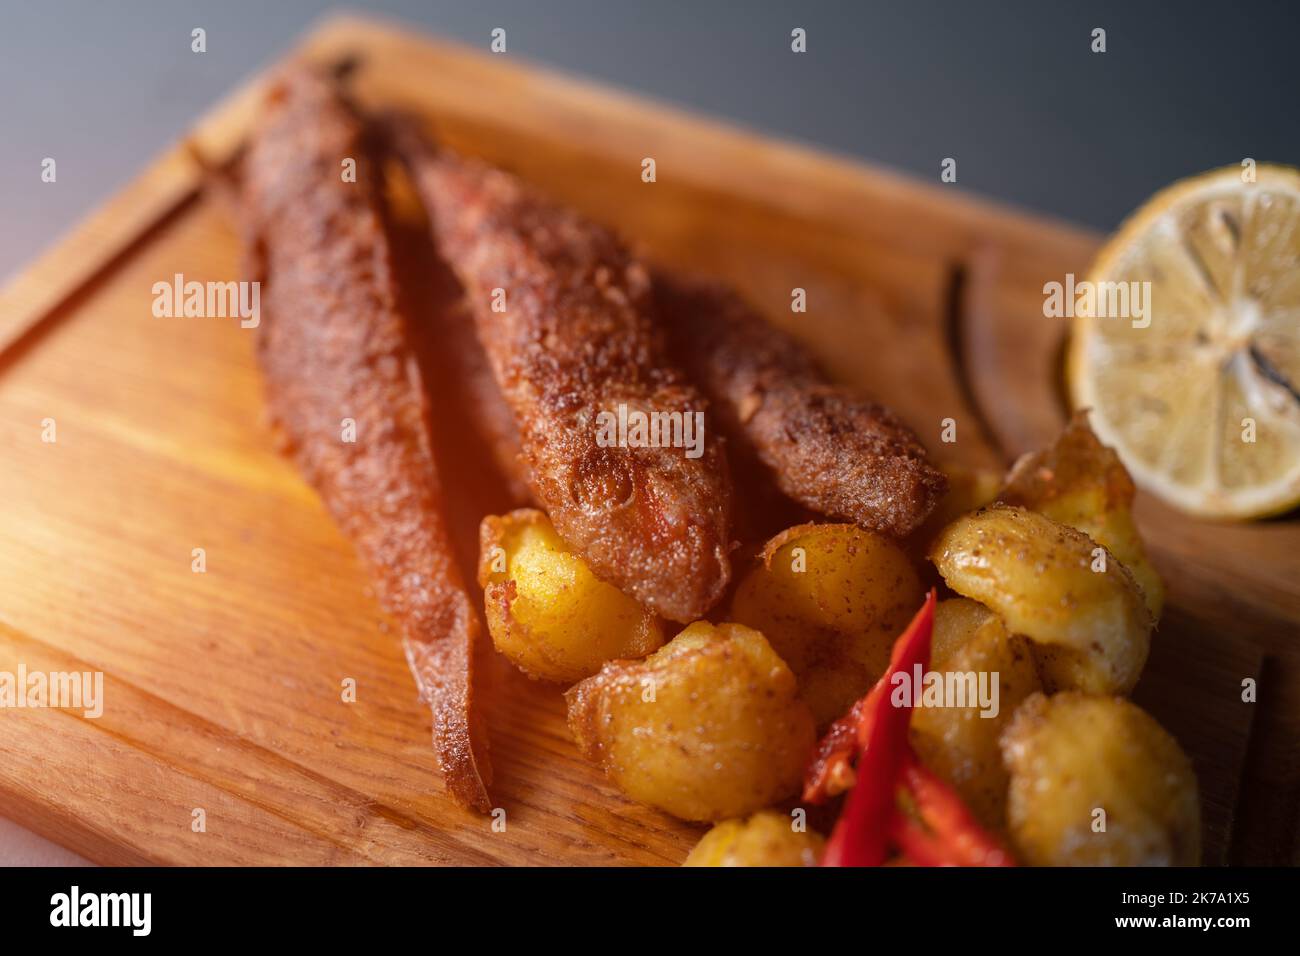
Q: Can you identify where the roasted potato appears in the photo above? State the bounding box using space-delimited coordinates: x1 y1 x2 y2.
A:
1000 692 1200 865
928 594 996 662
910 598 1042 830
565 622 816 822
683 811 825 866
478 509 664 682
929 505 1152 695
1000 412 1164 620
730 523 922 725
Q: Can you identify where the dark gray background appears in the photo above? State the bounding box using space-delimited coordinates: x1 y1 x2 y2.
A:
3 0 1297 281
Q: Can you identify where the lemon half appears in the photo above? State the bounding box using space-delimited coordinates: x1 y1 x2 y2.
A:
1069 164 1300 519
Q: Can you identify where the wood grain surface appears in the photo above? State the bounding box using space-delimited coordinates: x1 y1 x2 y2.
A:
0 13 1294 866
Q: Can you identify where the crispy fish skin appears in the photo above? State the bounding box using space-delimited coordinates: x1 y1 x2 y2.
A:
399 139 733 623
655 274 946 539
240 70 491 810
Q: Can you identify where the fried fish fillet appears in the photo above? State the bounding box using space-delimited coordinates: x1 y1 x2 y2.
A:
238 68 491 810
396 131 734 623
655 274 946 539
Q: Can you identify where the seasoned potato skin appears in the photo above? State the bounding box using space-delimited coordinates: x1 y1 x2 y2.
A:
999 412 1164 620
478 509 664 682
929 505 1152 695
730 523 922 725
1000 692 1200 866
684 811 825 866
565 622 816 822
910 599 1042 831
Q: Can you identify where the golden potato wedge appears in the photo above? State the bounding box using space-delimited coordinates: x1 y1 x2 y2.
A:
1000 412 1164 619
929 505 1152 695
478 509 664 682
910 598 1042 831
1000 692 1200 866
683 811 825 867
565 622 816 822
730 523 922 725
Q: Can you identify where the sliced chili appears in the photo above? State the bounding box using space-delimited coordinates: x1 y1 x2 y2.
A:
804 589 935 804
811 589 1015 867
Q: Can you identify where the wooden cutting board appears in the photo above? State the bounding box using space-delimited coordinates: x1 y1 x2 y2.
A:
1 13 1296 866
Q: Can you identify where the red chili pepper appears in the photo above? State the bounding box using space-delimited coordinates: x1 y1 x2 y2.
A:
895 756 1015 867
819 590 935 866
804 589 936 805
802 696 866 804
813 589 1015 867
817 690 905 865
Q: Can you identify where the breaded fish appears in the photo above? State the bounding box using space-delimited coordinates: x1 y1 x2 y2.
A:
238 68 491 810
655 274 946 539
396 131 734 623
